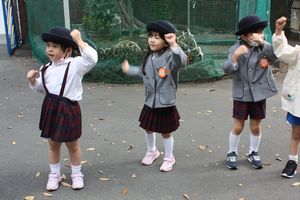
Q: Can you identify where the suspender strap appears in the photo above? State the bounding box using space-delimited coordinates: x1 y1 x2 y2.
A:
41 63 51 94
59 62 71 96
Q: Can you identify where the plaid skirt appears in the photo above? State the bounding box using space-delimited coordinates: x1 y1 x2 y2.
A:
139 105 180 134
39 93 82 142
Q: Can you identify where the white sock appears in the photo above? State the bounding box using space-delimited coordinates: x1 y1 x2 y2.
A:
163 136 174 158
49 163 60 175
228 132 240 154
145 131 156 152
71 164 82 174
289 154 298 163
249 133 261 154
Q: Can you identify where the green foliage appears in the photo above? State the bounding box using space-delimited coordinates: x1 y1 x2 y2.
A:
82 0 121 32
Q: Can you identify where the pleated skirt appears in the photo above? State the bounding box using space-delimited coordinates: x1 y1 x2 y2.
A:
39 93 82 142
139 104 180 134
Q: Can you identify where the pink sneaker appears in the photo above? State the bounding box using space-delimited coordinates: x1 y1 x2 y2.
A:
46 173 62 191
141 149 160 165
160 156 176 172
71 172 84 190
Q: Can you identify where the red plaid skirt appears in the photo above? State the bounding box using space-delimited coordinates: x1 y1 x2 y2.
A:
39 93 82 142
139 105 180 134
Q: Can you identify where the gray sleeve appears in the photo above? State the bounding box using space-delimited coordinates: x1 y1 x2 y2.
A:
170 46 187 70
222 47 238 74
261 42 277 64
127 66 142 79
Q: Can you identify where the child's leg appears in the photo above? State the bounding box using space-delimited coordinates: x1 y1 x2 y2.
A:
46 140 62 191
66 140 84 190
145 130 157 152
141 130 160 165
289 125 300 162
160 133 175 172
48 139 62 172
228 118 245 154
161 133 173 158
281 125 300 178
247 119 263 169
65 140 82 166
249 119 262 154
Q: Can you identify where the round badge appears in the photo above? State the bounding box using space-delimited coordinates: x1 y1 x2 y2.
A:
258 56 270 69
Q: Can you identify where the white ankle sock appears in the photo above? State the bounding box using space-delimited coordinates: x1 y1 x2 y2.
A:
249 133 261 154
145 131 156 152
289 154 298 163
49 163 61 175
163 136 174 158
71 164 82 174
228 132 240 154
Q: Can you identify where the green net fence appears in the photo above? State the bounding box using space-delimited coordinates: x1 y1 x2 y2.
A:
25 0 271 83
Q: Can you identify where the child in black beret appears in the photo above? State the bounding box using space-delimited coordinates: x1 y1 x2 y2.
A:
27 26 98 191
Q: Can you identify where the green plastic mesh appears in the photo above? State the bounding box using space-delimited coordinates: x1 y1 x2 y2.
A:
25 0 271 83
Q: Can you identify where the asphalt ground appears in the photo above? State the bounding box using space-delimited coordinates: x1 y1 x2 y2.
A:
0 43 299 200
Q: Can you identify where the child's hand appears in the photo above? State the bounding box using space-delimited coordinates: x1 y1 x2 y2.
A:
165 33 177 48
232 45 249 64
27 69 39 84
122 59 129 74
70 29 85 48
251 33 264 46
275 16 287 35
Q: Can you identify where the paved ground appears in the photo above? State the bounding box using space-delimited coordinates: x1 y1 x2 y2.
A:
1 43 300 200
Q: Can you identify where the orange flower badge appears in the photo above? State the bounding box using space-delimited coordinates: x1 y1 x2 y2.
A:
258 56 270 69
158 67 170 78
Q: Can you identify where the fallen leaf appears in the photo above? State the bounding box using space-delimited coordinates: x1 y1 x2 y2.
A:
35 171 40 178
263 161 271 166
61 181 71 187
7 126 12 129
12 141 16 145
86 147 95 151
132 173 136 178
206 110 212 113
267 124 271 128
98 170 103 174
81 160 88 164
17 112 24 118
127 145 134 150
183 193 189 200
198 145 207 150
238 183 243 187
61 174 67 180
292 182 300 187
121 188 128 195
99 177 110 181
239 198 245 200
276 157 282 161
42 192 53 197
24 196 35 200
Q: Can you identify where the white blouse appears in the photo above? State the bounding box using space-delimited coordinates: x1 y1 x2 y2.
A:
29 44 98 101
272 32 300 117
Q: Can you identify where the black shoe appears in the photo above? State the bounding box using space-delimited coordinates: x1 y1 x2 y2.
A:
247 151 263 169
226 152 238 170
281 160 297 178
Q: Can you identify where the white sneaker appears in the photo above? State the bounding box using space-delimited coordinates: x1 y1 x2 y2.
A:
71 172 84 190
160 156 176 172
141 149 160 165
46 173 62 191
